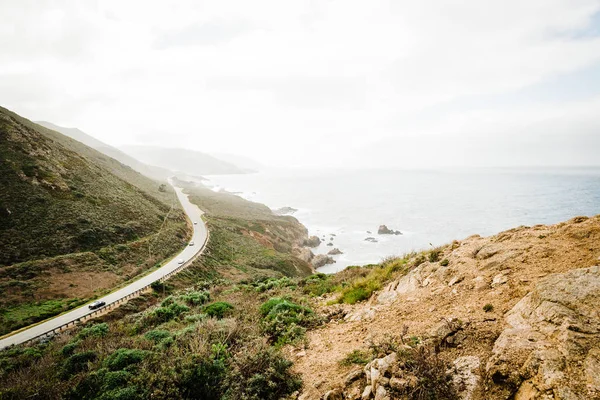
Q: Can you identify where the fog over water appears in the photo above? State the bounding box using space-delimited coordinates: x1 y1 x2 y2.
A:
205 167 600 272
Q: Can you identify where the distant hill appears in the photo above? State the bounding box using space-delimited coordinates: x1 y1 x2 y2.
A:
0 106 182 266
36 121 173 180
121 145 247 175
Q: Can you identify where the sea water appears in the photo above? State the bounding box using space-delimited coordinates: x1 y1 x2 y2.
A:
203 167 600 273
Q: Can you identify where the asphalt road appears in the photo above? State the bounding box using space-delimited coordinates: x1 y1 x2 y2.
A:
0 182 207 350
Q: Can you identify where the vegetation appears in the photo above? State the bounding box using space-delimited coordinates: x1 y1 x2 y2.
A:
0 107 190 335
483 303 494 312
440 258 449 266
340 349 371 366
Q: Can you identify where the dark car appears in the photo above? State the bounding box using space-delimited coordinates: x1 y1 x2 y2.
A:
88 300 106 310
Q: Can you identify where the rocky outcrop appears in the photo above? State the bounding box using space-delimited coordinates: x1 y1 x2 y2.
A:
377 225 402 235
304 236 322 248
312 254 335 268
486 265 600 399
294 247 315 263
328 248 343 255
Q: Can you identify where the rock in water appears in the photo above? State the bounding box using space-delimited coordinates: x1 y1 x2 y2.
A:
365 237 378 243
328 248 343 255
377 225 402 235
312 254 335 268
303 235 321 247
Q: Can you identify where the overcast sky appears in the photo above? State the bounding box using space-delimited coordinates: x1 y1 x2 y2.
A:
1 0 600 168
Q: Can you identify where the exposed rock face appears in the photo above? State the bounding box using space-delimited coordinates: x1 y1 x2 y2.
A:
377 225 402 235
294 247 314 263
312 254 335 268
304 235 321 247
486 265 600 399
328 248 343 255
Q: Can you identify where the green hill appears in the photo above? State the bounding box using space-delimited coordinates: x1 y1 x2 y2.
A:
0 106 189 334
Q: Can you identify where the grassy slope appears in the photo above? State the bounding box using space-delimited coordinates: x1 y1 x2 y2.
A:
179 181 313 278
0 107 189 334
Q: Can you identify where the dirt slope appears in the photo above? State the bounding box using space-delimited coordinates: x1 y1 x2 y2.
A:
290 215 600 400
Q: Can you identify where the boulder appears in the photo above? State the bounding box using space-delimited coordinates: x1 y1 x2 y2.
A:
323 388 343 400
326 242 334 246
377 225 402 235
449 356 480 400
312 254 335 268
486 266 600 398
328 248 343 255
304 235 321 247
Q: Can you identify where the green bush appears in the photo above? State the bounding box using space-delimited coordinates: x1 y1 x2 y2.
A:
440 258 449 267
429 249 442 263
299 273 335 296
144 329 171 343
103 349 148 371
254 277 296 293
180 357 228 400
340 349 371 366
61 341 80 357
483 304 494 312
224 346 302 400
180 290 210 306
77 322 109 339
62 351 97 377
149 302 189 323
204 302 234 319
260 298 316 345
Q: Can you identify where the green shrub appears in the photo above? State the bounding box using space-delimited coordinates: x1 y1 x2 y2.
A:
204 302 234 319
428 249 441 263
224 347 302 400
260 298 316 345
61 341 80 357
103 349 148 371
299 273 335 296
180 290 210 306
149 302 189 323
77 322 109 339
340 350 371 366
254 277 296 293
483 304 494 312
144 329 171 343
62 351 97 377
440 258 449 267
180 357 228 400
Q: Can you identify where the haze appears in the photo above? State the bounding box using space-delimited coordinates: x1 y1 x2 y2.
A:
2 0 600 168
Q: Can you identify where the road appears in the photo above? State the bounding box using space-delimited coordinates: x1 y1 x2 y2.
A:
0 182 207 350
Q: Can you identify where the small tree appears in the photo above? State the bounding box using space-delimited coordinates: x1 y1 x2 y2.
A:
158 184 167 192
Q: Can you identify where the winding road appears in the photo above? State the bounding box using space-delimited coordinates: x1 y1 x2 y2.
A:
0 182 207 350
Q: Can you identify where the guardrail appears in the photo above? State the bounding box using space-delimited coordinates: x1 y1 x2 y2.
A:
12 224 210 348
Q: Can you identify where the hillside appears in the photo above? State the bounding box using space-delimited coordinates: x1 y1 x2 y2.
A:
0 106 189 334
35 121 173 181
121 145 248 175
1 209 598 399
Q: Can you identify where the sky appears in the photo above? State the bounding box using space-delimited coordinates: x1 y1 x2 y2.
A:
1 0 600 168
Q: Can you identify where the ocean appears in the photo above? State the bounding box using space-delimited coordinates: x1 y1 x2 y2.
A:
203 167 600 273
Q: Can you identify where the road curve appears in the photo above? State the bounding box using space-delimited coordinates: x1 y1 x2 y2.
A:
0 182 207 350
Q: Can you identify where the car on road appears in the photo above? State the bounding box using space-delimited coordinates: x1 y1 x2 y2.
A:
178 259 185 264
194 221 198 225
88 300 106 310
189 241 194 246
